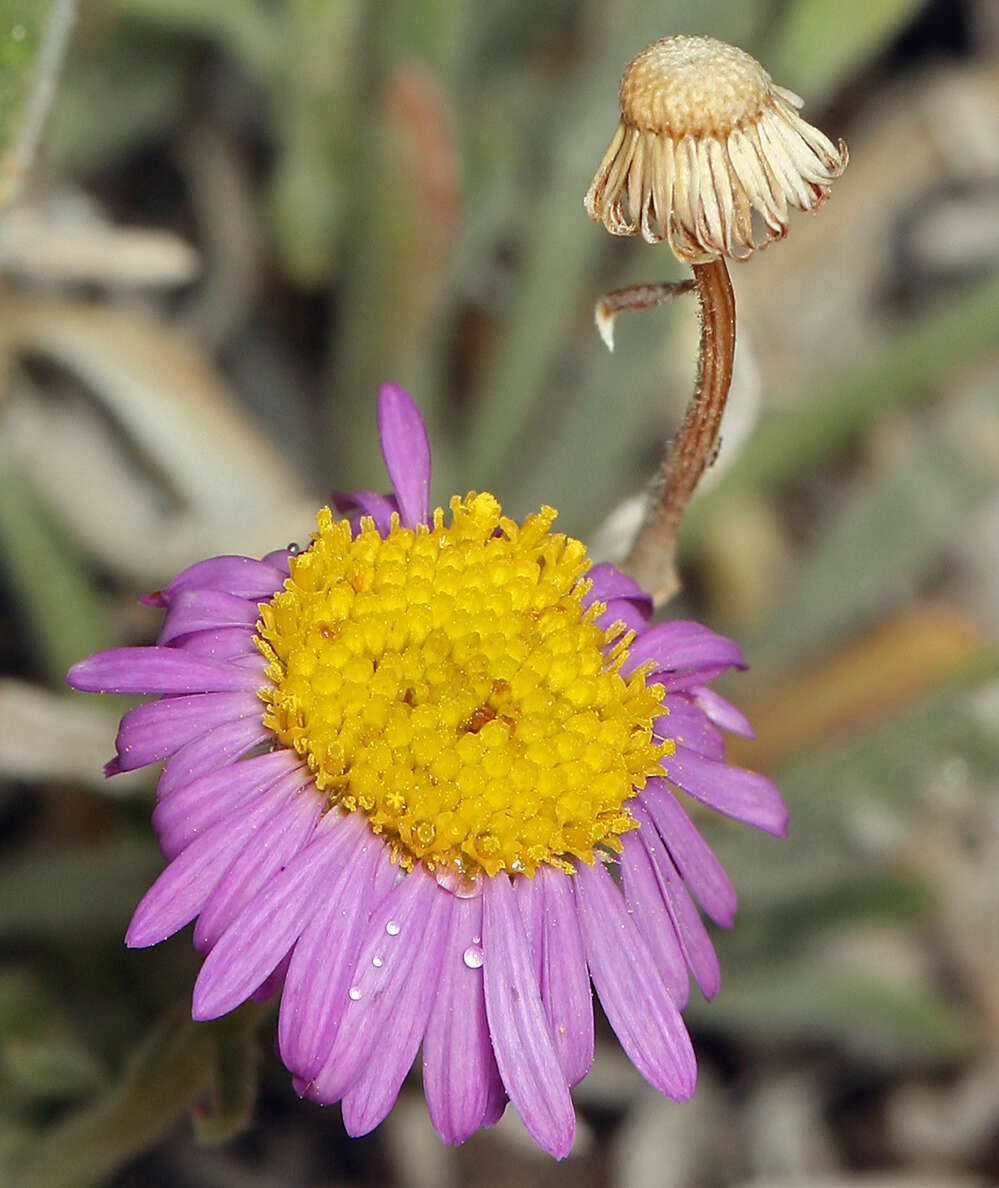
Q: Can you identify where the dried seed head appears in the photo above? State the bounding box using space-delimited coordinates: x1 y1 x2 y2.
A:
584 34 848 264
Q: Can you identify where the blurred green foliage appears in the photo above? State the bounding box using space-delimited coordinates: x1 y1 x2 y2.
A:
12 1007 220 1188
699 677 997 1059
2 0 996 1183
0 473 110 687
768 0 932 99
0 0 50 159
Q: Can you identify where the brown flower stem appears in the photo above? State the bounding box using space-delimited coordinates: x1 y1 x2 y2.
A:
624 256 736 604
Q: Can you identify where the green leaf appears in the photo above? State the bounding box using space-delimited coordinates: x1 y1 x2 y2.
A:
0 968 46 1033
9 1006 216 1188
0 471 111 688
747 388 996 663
0 0 50 159
384 0 470 78
106 3 359 286
191 1006 261 1145
694 967 976 1060
47 24 191 173
768 0 931 101
112 0 277 78
265 0 365 286
0 1119 37 1181
0 840 161 937
711 675 999 901
0 968 107 1102
4 1037 105 1100
741 873 936 960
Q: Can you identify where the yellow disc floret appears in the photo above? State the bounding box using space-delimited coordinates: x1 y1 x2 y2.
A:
254 492 671 878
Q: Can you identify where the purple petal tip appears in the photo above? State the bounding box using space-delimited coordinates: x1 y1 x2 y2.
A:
377 383 431 529
65 659 93 690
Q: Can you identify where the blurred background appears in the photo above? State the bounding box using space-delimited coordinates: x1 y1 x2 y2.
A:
1 1 998 1185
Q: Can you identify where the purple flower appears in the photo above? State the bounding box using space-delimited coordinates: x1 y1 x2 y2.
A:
67 383 786 1157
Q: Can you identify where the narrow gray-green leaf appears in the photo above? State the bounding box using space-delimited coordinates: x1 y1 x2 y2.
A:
692 967 976 1060
740 873 935 960
10 1006 216 1188
0 471 110 688
711 674 999 901
0 1 51 159
768 0 931 101
0 839 161 937
48 26 190 173
748 388 996 663
113 0 277 78
4 1037 105 1100
192 1006 262 1145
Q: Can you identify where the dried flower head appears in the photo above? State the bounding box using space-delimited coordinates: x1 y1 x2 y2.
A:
584 34 848 263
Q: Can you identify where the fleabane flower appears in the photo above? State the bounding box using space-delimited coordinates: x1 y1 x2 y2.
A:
67 383 786 1158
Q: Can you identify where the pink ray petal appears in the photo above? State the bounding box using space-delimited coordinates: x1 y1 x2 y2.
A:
482 873 575 1159
377 383 431 529
574 856 696 1099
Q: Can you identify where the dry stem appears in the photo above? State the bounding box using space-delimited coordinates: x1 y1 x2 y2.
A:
594 279 695 350
623 256 736 603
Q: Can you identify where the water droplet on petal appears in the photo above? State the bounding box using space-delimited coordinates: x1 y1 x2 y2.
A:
372 955 383 968
385 920 401 936
435 865 483 899
471 935 481 945
462 944 484 970
348 986 362 1001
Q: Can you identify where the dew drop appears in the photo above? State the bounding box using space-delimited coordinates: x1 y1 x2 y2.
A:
287 541 301 555
348 986 362 1001
372 955 384 968
414 820 436 847
385 920 401 936
462 944 484 970
435 865 483 899
472 935 481 946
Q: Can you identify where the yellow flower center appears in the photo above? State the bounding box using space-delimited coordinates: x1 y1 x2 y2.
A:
254 492 670 878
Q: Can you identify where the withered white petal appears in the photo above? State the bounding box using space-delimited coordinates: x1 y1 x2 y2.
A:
584 34 848 263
